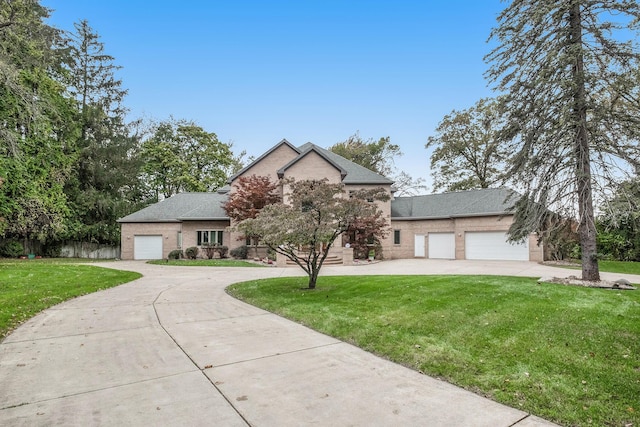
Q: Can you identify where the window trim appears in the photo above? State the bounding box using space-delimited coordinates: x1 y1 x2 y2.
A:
197 230 224 246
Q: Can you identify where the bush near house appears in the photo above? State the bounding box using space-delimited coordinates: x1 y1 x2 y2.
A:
168 249 182 260
230 245 249 259
185 246 199 259
202 244 229 259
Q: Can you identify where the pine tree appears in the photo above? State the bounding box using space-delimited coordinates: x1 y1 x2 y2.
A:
486 0 640 281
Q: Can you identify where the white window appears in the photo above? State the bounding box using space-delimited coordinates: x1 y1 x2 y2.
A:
197 230 224 246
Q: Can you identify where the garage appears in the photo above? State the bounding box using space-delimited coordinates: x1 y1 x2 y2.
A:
428 232 455 259
134 235 163 260
465 231 529 261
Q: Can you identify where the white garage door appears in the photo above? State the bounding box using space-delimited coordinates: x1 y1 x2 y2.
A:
134 235 163 260
428 232 455 259
465 231 529 261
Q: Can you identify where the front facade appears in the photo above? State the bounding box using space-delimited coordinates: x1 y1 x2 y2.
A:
118 140 543 262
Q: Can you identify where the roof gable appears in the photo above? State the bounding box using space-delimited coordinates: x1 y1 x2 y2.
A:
228 139 299 183
297 142 394 185
277 145 348 179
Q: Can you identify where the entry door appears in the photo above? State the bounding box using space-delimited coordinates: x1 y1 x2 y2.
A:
414 234 426 257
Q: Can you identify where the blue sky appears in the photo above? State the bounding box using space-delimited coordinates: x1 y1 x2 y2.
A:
42 1 505 192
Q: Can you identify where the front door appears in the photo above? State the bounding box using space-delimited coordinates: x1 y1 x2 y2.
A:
414 234 425 257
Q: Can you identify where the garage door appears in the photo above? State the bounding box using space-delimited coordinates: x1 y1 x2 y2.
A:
428 232 455 259
134 235 163 260
465 231 529 261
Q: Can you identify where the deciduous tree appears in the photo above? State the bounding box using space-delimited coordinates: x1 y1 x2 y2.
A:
426 98 508 192
329 133 427 196
141 118 236 198
237 179 389 289
485 0 640 281
223 174 281 257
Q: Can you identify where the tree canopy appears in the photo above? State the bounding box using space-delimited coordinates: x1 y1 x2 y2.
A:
237 179 389 288
223 175 281 222
329 133 427 196
141 118 237 198
0 1 244 254
426 98 509 192
485 0 640 280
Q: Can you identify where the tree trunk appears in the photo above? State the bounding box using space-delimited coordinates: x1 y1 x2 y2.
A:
570 2 600 281
307 268 319 289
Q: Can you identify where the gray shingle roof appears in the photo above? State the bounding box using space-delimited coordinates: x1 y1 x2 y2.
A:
117 192 229 223
298 142 394 185
391 187 519 219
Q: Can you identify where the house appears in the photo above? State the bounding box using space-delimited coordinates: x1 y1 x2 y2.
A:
118 139 543 262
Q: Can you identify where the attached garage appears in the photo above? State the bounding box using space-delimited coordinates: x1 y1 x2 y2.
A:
428 232 455 259
465 231 529 261
134 235 163 260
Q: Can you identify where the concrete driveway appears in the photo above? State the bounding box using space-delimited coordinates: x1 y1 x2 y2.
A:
1 259 636 426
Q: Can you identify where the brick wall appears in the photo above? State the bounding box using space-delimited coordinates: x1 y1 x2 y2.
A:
388 215 543 261
120 222 181 260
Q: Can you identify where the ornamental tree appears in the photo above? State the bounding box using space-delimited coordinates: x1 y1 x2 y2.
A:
237 179 389 289
223 174 281 257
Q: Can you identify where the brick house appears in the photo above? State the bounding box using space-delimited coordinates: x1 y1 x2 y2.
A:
118 139 543 262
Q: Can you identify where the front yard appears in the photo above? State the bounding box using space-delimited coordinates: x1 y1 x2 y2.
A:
0 259 141 340
228 275 640 427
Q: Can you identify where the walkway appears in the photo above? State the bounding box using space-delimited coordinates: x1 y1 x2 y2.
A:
2 260 636 426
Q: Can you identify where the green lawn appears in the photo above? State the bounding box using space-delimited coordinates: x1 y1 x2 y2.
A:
599 260 640 275
549 260 640 276
148 259 264 267
228 275 640 427
0 259 141 340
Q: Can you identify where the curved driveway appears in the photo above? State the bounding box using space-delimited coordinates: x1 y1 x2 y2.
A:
1 260 637 426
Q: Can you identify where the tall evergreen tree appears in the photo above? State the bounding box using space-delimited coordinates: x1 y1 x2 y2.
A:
486 0 640 281
0 0 77 246
63 19 142 244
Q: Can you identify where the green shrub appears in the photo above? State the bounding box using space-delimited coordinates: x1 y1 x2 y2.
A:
43 243 62 258
185 246 199 260
217 245 229 258
230 245 248 259
0 240 24 258
202 244 216 259
168 249 183 260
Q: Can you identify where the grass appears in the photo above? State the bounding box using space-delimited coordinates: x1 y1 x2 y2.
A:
228 275 640 427
0 259 141 340
147 259 264 267
548 260 640 276
598 260 640 275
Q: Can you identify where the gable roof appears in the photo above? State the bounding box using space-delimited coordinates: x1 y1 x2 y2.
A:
297 142 394 185
117 192 229 223
277 145 348 179
228 139 299 183
391 187 518 219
